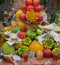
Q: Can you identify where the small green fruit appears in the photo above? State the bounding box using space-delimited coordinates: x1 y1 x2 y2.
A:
36 29 43 35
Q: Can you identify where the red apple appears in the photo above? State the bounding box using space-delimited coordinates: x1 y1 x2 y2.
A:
34 5 43 12
33 0 40 6
25 0 32 5
21 4 27 11
43 49 52 57
27 5 34 11
19 13 26 21
17 32 26 39
38 15 43 22
24 24 31 32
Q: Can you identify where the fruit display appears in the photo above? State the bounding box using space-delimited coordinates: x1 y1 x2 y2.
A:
0 0 60 64
2 21 60 60
1 23 60 64
15 0 47 23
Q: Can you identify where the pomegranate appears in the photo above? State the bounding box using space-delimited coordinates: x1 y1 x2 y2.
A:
33 0 40 6
21 4 27 11
17 32 26 39
43 49 52 57
34 5 43 12
38 15 43 22
25 0 32 5
27 5 34 11
19 13 26 21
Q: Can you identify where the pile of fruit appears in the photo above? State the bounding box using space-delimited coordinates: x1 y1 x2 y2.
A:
0 1 60 64
3 26 44 56
0 21 60 61
15 0 47 23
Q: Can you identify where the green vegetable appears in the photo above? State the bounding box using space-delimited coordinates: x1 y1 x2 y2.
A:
11 27 20 33
18 46 29 56
43 37 57 49
23 37 32 46
2 42 15 55
26 29 36 39
52 48 60 58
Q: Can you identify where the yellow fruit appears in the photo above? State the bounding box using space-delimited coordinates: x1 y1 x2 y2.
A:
16 21 25 30
4 26 12 31
14 42 23 49
29 40 43 53
36 51 43 60
26 10 37 22
15 10 23 19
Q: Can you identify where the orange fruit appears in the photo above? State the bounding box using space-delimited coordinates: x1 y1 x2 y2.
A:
29 40 43 53
16 21 25 30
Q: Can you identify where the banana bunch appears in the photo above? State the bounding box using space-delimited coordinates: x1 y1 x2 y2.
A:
26 10 38 22
43 37 57 49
